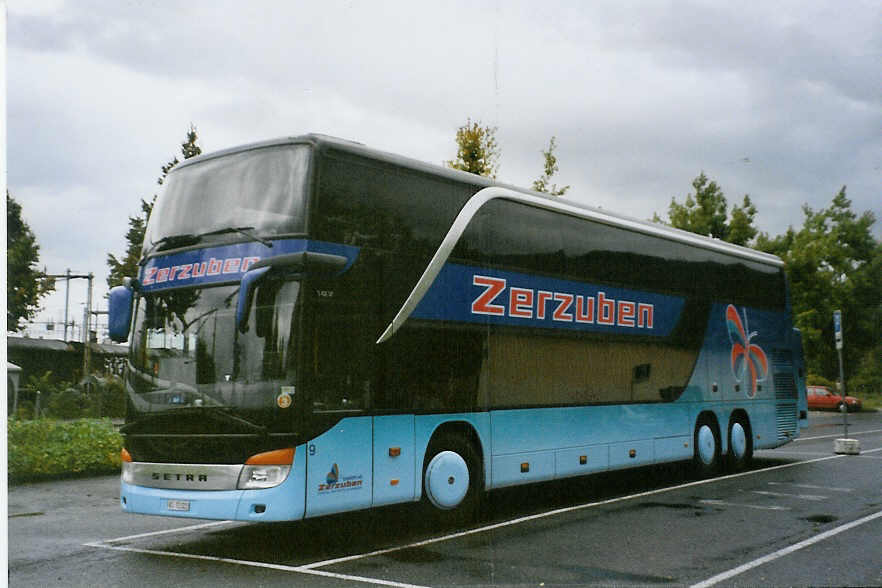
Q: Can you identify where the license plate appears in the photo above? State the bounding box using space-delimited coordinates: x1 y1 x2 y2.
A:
167 499 190 512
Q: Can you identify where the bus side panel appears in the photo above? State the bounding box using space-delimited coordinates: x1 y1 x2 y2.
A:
703 303 799 448
746 402 780 450
372 415 416 506
488 404 691 489
305 416 373 518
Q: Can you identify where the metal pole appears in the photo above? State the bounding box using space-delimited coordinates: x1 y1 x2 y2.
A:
64 268 71 341
82 274 93 380
838 347 848 439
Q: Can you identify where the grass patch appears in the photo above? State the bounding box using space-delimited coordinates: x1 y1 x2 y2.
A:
8 418 123 483
859 392 881 412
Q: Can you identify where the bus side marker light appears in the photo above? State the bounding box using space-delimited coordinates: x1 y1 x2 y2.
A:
390 479 399 486
521 462 530 473
629 449 637 458
121 448 133 463
389 447 401 457
579 455 587 465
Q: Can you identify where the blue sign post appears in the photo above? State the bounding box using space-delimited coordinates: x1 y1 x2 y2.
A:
833 310 848 439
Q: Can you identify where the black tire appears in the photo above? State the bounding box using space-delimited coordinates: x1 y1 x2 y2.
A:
693 417 722 477
422 434 483 526
726 417 753 471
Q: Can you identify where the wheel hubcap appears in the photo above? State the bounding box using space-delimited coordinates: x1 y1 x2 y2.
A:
425 451 469 510
730 422 747 459
697 424 716 465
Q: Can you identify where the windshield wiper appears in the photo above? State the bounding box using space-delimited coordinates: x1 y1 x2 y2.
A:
120 406 267 436
198 226 273 248
142 233 200 260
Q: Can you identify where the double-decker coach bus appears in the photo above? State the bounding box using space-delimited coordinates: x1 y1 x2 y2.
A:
109 133 808 523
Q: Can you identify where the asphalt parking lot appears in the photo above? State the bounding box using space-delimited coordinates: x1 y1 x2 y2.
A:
9 410 882 587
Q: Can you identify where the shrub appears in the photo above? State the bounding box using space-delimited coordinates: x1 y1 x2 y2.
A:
46 388 86 419
88 376 127 418
7 418 123 483
14 400 36 421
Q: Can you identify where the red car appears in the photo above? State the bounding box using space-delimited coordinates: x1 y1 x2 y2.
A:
807 385 862 412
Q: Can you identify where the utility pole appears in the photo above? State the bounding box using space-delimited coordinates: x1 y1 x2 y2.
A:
64 268 71 340
46 270 93 342
45 270 95 380
83 273 94 379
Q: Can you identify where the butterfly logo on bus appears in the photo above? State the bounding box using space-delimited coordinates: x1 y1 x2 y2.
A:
725 304 768 398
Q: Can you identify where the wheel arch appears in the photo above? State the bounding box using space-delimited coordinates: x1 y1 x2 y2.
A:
423 420 486 489
728 408 752 434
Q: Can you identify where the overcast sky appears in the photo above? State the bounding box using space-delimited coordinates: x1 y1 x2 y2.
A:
7 0 880 340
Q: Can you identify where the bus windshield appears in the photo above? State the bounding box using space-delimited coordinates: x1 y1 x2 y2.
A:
144 145 310 252
128 280 301 423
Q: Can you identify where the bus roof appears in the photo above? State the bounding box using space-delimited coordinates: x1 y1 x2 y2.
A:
173 133 783 269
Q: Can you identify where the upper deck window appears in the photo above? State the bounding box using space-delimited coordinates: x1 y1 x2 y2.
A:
144 145 310 252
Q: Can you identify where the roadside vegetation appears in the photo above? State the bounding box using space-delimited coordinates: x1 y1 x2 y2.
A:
8 418 123 483
8 370 126 483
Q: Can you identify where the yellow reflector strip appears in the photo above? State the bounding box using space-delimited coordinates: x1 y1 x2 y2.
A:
245 448 295 465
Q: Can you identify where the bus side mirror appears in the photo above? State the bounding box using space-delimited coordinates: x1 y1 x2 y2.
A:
236 266 271 333
236 252 348 333
108 281 136 342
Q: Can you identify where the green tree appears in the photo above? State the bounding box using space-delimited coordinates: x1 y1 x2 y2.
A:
532 136 570 197
655 172 758 246
756 187 879 384
7 191 54 331
107 125 202 287
446 118 499 179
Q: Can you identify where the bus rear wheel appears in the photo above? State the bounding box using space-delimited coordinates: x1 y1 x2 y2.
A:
693 417 721 477
727 417 753 471
422 435 482 525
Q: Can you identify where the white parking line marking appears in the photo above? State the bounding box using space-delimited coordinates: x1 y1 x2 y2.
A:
690 509 882 588
771 450 834 456
751 490 827 501
88 543 429 588
86 446 882 581
794 427 882 442
767 482 853 493
91 520 235 544
299 453 846 571
699 499 789 511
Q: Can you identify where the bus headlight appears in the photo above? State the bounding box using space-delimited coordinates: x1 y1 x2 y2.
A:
237 448 295 490
237 464 292 489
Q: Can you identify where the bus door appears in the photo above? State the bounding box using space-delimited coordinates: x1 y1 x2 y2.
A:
303 270 378 518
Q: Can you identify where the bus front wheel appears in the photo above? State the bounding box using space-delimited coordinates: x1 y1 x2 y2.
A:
422 435 482 524
693 418 721 477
